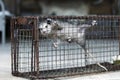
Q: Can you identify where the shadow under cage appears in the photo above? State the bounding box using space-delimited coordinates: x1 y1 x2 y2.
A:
11 16 120 79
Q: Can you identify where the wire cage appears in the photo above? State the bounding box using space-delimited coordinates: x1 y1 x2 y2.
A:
11 16 120 79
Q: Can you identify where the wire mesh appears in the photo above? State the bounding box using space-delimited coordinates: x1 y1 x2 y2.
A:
11 16 120 79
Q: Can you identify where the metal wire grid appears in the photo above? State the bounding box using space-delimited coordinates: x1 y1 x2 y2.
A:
11 16 120 79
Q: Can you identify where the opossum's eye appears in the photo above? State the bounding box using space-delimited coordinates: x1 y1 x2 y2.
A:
47 19 52 24
47 21 51 24
45 26 48 28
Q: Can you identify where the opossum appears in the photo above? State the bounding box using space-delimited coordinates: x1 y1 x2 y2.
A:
39 18 108 71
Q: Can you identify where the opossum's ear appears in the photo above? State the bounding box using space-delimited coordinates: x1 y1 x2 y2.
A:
52 23 63 30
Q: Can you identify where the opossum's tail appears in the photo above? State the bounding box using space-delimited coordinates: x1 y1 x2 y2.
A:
85 48 108 71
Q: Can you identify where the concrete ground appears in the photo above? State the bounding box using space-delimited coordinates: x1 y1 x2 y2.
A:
0 43 120 80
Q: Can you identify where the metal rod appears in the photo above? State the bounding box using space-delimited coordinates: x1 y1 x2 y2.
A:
10 18 14 73
34 17 39 78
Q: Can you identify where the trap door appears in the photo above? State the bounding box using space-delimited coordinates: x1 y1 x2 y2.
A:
11 17 38 77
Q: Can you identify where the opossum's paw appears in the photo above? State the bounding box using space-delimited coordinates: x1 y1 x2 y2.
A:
68 38 71 42
92 20 97 26
67 37 72 43
53 42 58 48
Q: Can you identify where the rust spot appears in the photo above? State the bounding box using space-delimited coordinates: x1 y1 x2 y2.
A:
16 17 28 25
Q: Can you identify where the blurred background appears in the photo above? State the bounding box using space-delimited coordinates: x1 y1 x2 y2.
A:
0 0 120 44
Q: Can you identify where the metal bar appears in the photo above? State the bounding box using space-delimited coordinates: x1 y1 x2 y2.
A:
12 15 120 19
31 22 34 74
16 29 19 73
10 18 14 73
14 27 17 73
33 17 39 78
119 18 120 55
